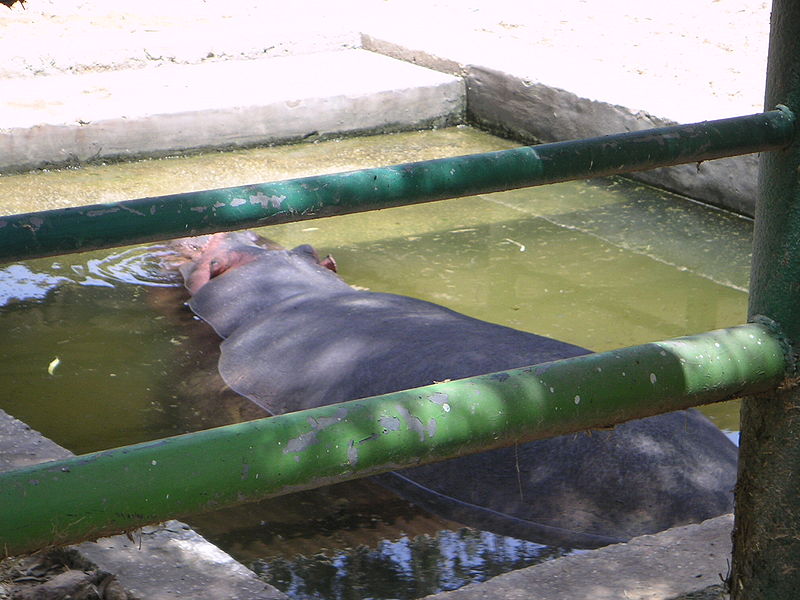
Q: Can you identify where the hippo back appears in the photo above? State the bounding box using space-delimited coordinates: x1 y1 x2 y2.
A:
175 232 739 549
216 289 590 413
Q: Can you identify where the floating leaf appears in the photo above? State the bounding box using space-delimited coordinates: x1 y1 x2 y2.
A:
47 357 60 376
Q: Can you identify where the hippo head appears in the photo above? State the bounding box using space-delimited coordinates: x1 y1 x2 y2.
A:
170 231 337 295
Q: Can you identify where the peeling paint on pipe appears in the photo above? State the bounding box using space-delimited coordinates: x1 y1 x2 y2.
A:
0 322 788 557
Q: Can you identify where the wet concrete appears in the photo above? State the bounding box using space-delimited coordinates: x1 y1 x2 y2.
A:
0 408 287 599
423 515 732 600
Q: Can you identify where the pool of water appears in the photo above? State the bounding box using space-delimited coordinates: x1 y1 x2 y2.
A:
0 127 751 598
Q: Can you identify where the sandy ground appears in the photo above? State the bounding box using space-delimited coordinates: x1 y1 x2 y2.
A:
0 0 771 121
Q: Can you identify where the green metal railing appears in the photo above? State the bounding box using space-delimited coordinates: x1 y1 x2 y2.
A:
0 109 793 262
0 324 787 556
0 1 798 596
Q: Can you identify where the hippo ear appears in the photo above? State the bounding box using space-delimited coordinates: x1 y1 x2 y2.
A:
319 254 337 273
290 244 338 273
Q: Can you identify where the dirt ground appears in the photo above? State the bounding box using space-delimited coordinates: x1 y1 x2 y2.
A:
0 549 129 600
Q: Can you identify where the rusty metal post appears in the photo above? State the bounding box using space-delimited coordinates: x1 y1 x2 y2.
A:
732 0 800 597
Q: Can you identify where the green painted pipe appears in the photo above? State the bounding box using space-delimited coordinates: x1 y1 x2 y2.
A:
0 109 794 263
0 322 787 557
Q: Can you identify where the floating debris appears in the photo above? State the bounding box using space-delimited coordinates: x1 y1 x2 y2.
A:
502 238 526 252
47 357 60 376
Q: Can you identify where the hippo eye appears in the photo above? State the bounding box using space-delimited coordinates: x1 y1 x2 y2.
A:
209 259 222 278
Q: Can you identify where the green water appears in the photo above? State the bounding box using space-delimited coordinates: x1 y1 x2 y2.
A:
0 127 751 598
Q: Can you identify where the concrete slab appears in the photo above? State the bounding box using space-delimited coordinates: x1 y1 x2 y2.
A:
0 49 464 172
461 65 759 216
358 0 767 124
359 0 769 216
0 409 286 599
76 523 287 600
423 515 733 600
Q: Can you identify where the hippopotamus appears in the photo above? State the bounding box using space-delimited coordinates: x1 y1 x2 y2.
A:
170 231 737 549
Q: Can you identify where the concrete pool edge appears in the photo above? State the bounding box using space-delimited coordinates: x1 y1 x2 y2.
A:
0 49 465 174
1 32 760 218
361 34 759 217
423 514 733 600
0 408 288 600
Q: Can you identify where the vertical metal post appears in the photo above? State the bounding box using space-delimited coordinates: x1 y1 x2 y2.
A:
732 0 800 597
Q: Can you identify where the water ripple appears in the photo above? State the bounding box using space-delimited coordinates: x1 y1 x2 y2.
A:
84 245 182 288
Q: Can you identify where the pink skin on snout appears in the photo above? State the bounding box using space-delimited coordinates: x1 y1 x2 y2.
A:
177 234 262 295
172 232 337 295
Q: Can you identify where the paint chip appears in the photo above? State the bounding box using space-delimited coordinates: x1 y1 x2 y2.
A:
379 415 401 433
429 392 449 407
249 192 286 209
396 405 427 442
285 430 318 453
347 440 358 466
427 418 437 437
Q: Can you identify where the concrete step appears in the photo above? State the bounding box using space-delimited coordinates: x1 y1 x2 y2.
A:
423 514 733 600
0 408 288 599
0 49 464 173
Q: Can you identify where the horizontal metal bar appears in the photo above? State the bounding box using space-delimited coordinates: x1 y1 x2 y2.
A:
0 108 795 263
0 322 788 557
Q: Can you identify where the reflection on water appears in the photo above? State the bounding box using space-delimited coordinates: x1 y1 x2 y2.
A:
0 264 70 305
191 478 565 599
253 529 563 600
0 128 751 598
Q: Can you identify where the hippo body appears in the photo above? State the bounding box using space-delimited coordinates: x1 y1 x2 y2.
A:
175 232 738 548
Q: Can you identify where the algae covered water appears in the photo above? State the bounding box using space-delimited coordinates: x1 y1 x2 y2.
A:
0 127 750 598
